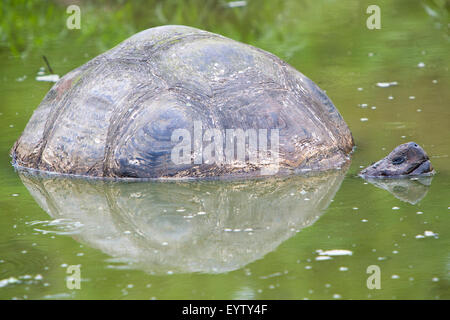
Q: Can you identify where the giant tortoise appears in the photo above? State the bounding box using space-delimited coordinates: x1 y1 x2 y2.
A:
11 26 433 179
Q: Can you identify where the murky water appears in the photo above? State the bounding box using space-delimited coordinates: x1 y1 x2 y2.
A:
0 0 448 299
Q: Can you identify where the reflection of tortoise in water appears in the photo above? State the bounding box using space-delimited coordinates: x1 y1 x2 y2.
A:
10 26 434 179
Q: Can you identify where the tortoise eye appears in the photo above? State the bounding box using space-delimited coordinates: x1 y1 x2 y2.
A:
392 156 405 165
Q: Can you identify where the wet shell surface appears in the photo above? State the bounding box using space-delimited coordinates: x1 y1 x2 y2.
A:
11 25 354 179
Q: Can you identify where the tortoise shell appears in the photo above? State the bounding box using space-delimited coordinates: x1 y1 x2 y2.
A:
11 25 353 178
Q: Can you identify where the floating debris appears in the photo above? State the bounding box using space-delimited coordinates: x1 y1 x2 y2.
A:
360 118 368 122
259 272 283 279
37 67 45 75
424 230 438 237
16 75 27 82
0 277 20 288
227 1 247 8
417 62 425 68
315 256 332 261
415 231 438 239
376 81 398 88
36 74 60 82
317 249 353 256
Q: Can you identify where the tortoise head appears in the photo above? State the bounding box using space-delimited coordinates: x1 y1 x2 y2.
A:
359 142 434 178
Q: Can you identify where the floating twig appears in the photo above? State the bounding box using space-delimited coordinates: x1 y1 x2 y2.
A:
42 55 54 74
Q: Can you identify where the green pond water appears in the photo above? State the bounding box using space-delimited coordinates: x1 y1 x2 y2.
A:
0 0 449 299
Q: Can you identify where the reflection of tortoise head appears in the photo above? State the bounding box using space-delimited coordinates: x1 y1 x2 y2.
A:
363 176 433 205
19 168 347 274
